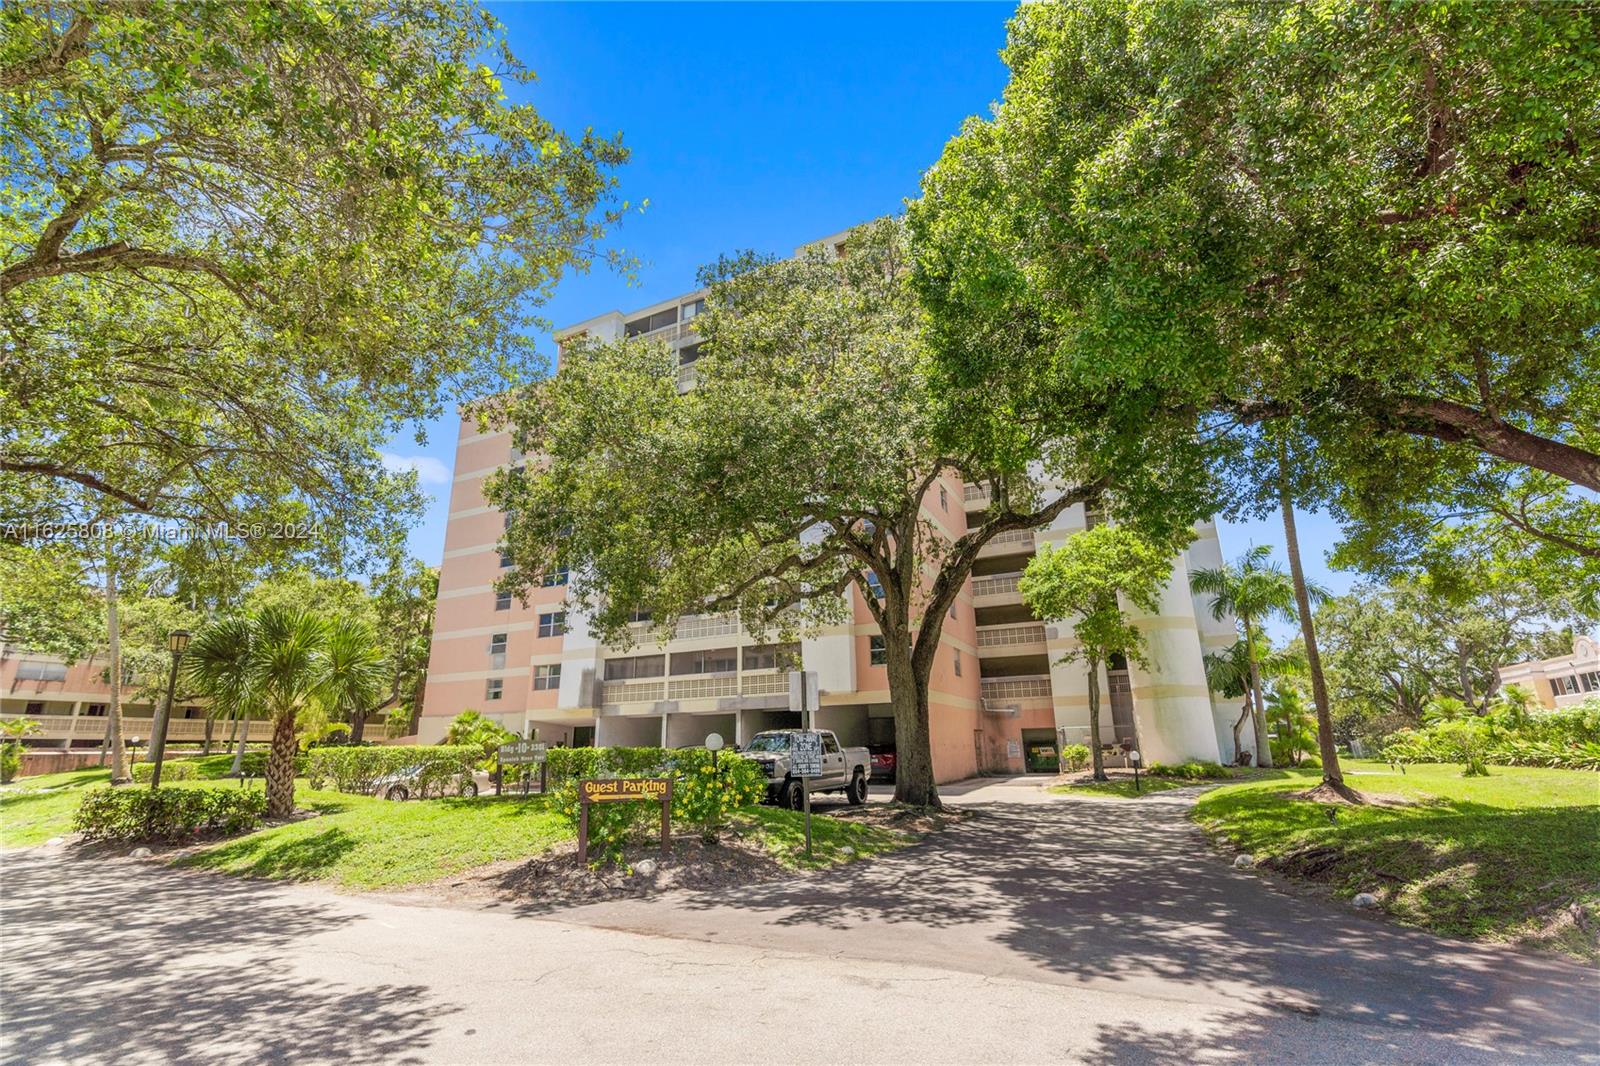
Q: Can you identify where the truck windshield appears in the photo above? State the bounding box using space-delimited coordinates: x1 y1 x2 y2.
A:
744 733 792 753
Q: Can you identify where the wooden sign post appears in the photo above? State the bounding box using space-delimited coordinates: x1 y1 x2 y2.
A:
576 777 672 865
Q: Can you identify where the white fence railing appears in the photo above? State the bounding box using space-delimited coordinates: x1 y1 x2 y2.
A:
980 677 1053 700
971 573 1022 598
976 624 1047 649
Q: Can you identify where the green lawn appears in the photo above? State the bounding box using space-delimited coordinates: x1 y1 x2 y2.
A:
1193 760 1600 959
1050 776 1188 798
3 761 910 888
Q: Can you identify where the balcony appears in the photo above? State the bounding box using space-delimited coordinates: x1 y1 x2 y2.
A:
970 572 1023 606
0 713 275 743
672 615 742 640
962 482 991 505
978 528 1035 558
976 623 1048 655
599 670 790 706
980 676 1053 702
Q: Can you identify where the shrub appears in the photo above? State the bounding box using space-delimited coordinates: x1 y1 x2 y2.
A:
668 748 767 841
1147 760 1233 780
304 745 479 796
545 745 670 785
74 786 267 843
1059 743 1092 773
1382 707 1600 772
0 743 20 785
131 761 199 782
238 751 309 779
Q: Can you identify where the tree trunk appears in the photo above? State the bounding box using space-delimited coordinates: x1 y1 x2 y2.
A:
1232 703 1250 765
886 637 939 807
202 714 214 756
265 711 297 818
1456 646 1478 712
1087 656 1108 781
1278 466 1343 786
1242 619 1274 768
349 710 367 745
229 716 249 776
104 551 129 785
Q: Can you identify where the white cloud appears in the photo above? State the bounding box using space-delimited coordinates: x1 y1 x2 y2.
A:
380 452 451 486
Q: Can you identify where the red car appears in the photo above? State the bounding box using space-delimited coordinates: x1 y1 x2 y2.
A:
869 744 897 783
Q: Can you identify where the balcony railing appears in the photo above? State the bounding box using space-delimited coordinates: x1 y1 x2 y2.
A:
979 676 1053 700
667 676 738 700
984 529 1036 551
0 713 275 742
963 482 991 503
740 671 790 696
600 680 666 705
976 623 1047 649
600 670 791 705
970 573 1022 598
673 615 742 640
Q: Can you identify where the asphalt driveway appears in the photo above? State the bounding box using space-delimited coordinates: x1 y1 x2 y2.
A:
1 779 1595 1065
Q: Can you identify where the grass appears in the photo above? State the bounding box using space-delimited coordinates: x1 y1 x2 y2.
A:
1193 759 1600 960
2 762 905 887
1049 776 1188 798
733 805 913 869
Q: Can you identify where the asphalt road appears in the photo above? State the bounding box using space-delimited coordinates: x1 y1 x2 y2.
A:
2 777 1595 1065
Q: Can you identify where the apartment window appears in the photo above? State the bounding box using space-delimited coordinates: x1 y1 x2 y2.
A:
671 647 737 676
17 661 67 682
488 633 508 671
678 342 703 366
743 643 800 672
541 563 570 587
504 512 513 530
509 445 524 463
624 307 678 337
538 611 566 638
604 655 665 681
24 702 45 715
680 297 706 322
85 703 107 717
628 608 653 623
499 550 513 569
1580 671 1600 693
953 648 963 677
940 485 948 512
1553 675 1579 696
485 679 504 701
870 636 887 666
495 590 512 611
865 572 885 600
533 664 562 691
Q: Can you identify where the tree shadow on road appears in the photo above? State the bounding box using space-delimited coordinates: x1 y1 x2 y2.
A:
0 850 455 1064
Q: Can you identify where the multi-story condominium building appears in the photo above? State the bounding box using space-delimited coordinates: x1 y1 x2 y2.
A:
0 644 273 749
1498 634 1600 709
421 238 1249 781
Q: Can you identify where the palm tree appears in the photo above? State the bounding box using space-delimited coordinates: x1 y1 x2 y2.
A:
187 608 334 817
1191 546 1304 768
1204 637 1305 765
323 619 388 743
184 617 262 777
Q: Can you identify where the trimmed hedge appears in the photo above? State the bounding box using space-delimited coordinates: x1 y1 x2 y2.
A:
74 786 267 843
239 751 309 779
131 761 199 782
545 745 671 785
1147 760 1234 781
305 745 479 796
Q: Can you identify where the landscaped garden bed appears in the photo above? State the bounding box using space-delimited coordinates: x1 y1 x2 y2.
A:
1192 759 1600 962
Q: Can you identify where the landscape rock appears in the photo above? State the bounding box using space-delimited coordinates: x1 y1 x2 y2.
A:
1352 892 1380 910
1233 853 1254 869
45 836 65 847
840 846 856 857
633 859 658 877
130 847 153 859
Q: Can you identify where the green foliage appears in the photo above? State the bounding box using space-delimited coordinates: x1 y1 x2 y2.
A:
3 0 626 557
1266 687 1319 767
669 749 767 842
1383 700 1600 773
1021 525 1179 672
73 786 267 843
303 745 479 796
1058 743 1091 773
910 0 1600 588
444 710 518 770
0 743 20 786
0 546 100 662
1146 761 1234 781
130 761 199 783
544 745 669 785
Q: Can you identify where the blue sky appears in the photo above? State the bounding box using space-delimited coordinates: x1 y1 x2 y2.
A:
384 1 1356 637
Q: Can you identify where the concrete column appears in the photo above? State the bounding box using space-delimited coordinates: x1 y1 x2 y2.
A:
62 700 82 750
1122 560 1225 765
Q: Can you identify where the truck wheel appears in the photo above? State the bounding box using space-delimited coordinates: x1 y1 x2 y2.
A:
782 781 804 810
847 770 868 806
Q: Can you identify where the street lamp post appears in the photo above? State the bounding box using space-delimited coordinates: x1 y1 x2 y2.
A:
147 629 192 790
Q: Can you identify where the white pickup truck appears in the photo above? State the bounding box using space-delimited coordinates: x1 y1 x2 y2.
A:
739 729 871 808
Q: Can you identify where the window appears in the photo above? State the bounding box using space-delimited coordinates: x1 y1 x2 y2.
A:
823 733 841 755
538 611 566 638
1580 671 1600 693
541 563 570 587
604 655 665 681
509 445 524 463
628 608 653 623
870 636 887 666
24 702 45 715
17 661 67 681
680 297 706 321
85 703 107 717
743 643 799 672
940 485 948 512
485 679 504 701
504 512 513 529
489 633 508 654
678 342 703 366
953 648 962 677
671 647 738 676
495 591 512 611
624 307 678 336
865 572 885 600
533 664 562 691
499 550 513 569
1554 676 1579 696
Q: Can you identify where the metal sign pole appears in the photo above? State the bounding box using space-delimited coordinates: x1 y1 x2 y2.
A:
803 776 812 858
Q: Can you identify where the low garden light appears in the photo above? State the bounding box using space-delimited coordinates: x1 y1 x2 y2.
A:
1129 749 1142 794
148 629 193 790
